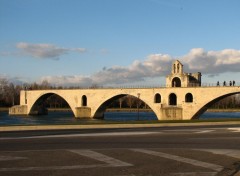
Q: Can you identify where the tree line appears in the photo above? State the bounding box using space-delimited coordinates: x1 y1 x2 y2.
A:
1 78 240 109
0 78 53 107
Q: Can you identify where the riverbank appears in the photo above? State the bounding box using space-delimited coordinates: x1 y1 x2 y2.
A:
1 120 240 132
0 107 8 112
207 109 240 112
1 107 240 112
107 108 240 112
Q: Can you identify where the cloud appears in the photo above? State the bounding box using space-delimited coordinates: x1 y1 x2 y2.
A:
181 48 240 74
72 48 87 53
37 48 240 87
16 42 87 60
91 54 173 85
40 75 93 87
0 74 29 85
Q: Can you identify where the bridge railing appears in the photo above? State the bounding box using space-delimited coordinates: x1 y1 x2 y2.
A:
44 84 167 90
24 82 240 90
201 82 240 87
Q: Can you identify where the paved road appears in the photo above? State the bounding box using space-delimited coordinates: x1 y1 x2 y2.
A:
1 125 240 176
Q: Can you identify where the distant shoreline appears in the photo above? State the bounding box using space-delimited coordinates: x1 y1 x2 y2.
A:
206 109 240 112
1 107 240 113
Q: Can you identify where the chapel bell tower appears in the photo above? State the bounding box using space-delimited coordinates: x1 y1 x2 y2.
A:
166 60 201 87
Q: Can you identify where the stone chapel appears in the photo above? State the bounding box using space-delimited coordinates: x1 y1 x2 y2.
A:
166 60 201 87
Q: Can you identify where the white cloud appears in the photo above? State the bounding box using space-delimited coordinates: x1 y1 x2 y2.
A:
34 48 240 87
16 42 87 60
40 75 93 87
181 48 240 74
72 48 87 53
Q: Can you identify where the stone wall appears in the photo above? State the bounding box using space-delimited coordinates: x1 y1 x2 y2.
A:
161 107 183 120
9 105 28 115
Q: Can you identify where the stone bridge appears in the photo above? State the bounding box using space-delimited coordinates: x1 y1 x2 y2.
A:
9 60 240 120
9 86 240 120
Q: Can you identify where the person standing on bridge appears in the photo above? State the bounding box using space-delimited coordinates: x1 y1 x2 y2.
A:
233 80 235 86
217 81 220 86
230 81 232 86
223 81 226 86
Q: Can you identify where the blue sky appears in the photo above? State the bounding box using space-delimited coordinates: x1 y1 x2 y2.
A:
1 0 240 87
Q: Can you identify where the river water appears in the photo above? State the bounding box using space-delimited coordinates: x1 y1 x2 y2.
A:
1 111 240 126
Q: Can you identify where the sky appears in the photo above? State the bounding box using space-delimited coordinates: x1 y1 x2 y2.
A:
1 0 240 87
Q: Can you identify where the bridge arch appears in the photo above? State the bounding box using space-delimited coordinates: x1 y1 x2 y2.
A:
92 94 158 119
93 94 127 119
192 91 240 119
28 92 75 116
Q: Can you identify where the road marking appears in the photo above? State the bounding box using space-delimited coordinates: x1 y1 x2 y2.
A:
170 172 217 176
0 150 132 172
69 149 133 167
194 149 240 159
162 129 200 132
162 129 215 134
228 128 240 132
0 164 111 172
195 130 215 134
0 131 159 140
132 149 223 172
0 156 27 161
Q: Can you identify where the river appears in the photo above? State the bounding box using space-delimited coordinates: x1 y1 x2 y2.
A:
1 111 240 126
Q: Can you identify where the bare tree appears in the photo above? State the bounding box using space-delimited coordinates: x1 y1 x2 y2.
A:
126 95 136 108
0 78 9 106
41 80 50 90
118 97 123 108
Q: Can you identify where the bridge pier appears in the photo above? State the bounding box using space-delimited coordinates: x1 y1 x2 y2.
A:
160 107 183 120
75 107 92 119
9 105 28 116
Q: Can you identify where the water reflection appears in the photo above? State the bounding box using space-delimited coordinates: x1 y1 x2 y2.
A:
0 111 240 126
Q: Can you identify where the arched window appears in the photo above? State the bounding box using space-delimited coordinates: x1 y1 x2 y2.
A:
185 93 193 103
169 93 177 105
82 95 87 106
154 93 161 103
172 77 181 87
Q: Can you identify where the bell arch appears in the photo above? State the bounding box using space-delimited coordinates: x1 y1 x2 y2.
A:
172 77 181 87
28 92 74 115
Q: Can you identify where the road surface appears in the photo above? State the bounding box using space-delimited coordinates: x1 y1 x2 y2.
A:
1 125 240 176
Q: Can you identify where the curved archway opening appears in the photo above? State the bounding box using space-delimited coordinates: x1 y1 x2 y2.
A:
169 93 177 105
172 77 181 87
154 93 161 103
94 94 158 121
29 93 74 119
192 93 240 119
185 93 193 103
82 95 87 106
